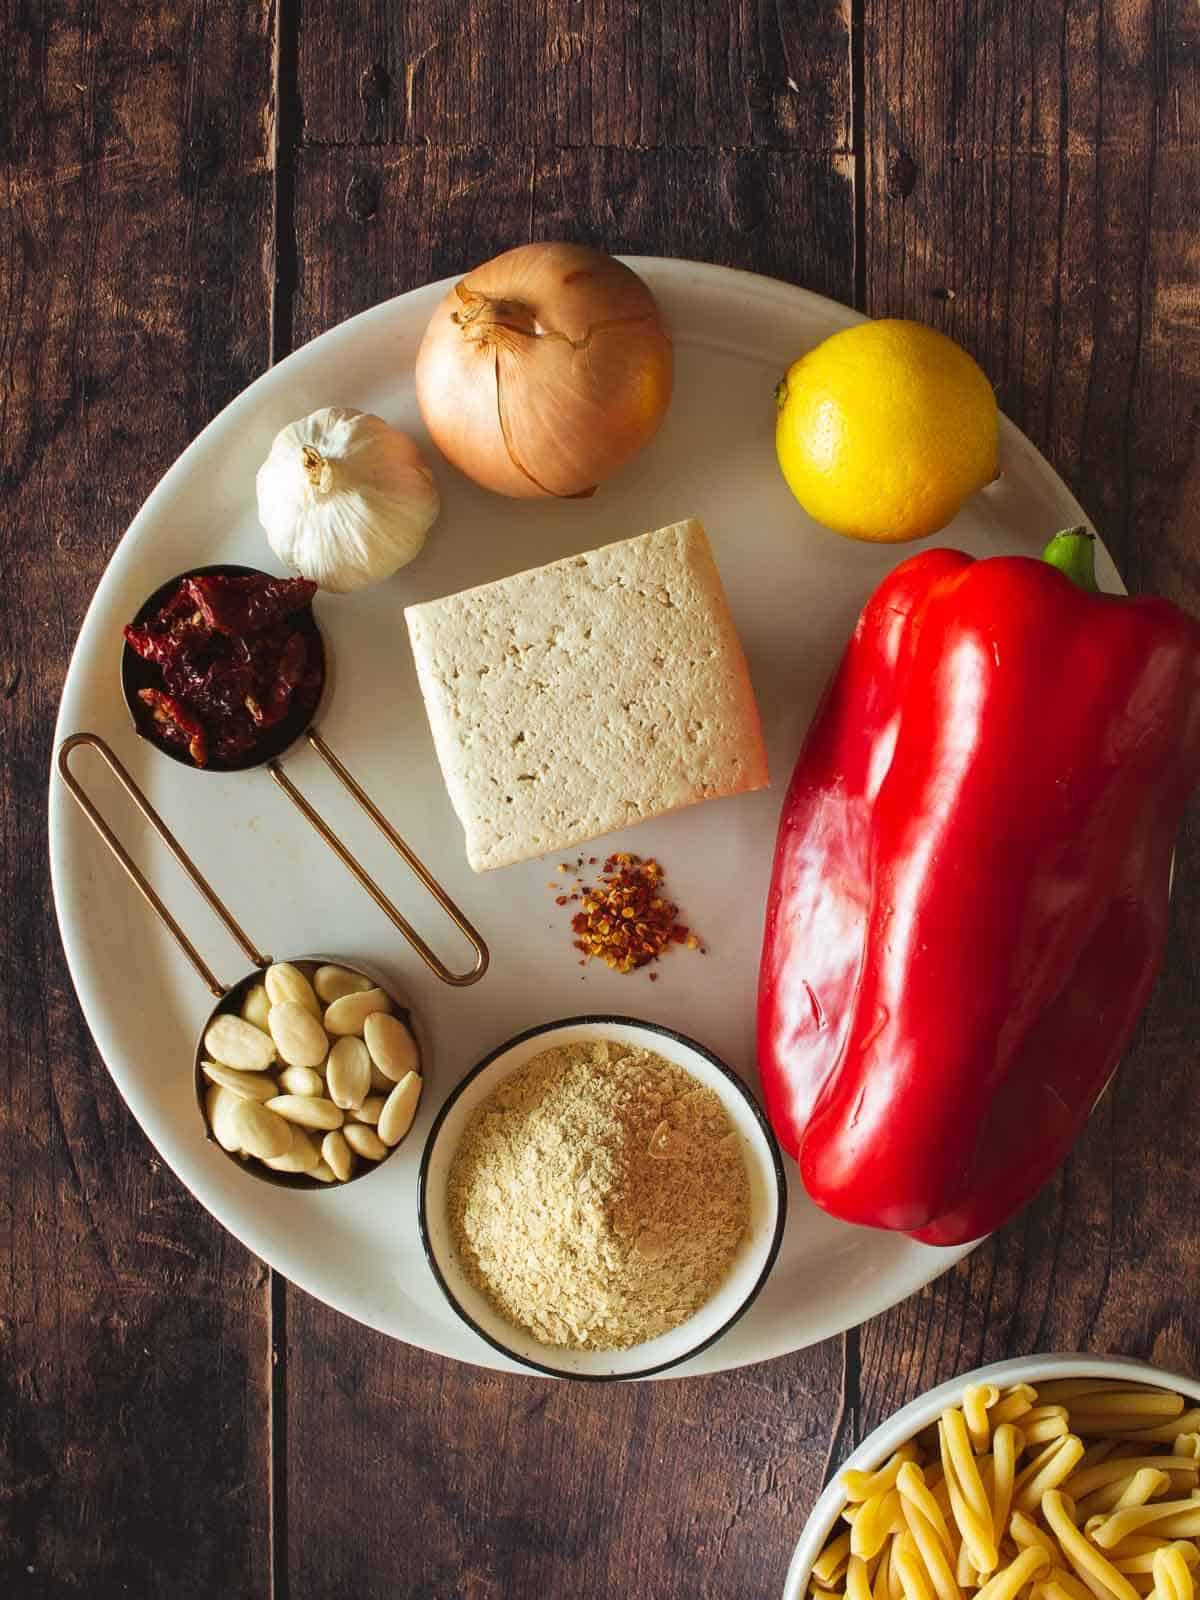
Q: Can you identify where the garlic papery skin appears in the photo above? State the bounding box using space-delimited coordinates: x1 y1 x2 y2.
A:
256 406 440 593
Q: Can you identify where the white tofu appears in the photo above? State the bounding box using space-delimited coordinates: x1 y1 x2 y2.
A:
405 518 769 871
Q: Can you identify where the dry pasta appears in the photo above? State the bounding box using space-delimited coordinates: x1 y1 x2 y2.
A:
1041 1489 1141 1600
1013 1436 1086 1515
815 1532 854 1584
1066 1458 1200 1502
1091 1501 1200 1551
848 1554 876 1600
898 1462 956 1557
990 1387 1039 1427
1022 1409 1072 1446
991 1424 1021 1538
966 1387 1002 1454
845 1447 923 1503
1112 1541 1200 1577
1042 1566 1096 1600
941 1412 999 1573
852 1490 905 1561
1112 1470 1174 1512
1152 1545 1195 1600
873 1547 892 1600
1011 1511 1059 1560
811 1380 1200 1600
896 1532 938 1600
975 1545 1049 1600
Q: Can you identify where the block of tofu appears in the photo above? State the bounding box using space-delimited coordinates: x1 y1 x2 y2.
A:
405 518 769 871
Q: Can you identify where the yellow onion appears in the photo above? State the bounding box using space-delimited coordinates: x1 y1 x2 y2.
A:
414 242 673 499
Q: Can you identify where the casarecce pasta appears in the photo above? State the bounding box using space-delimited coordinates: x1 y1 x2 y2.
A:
812 1382 1200 1600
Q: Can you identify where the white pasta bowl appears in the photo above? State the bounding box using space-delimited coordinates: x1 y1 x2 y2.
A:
783 1353 1200 1600
417 1015 787 1381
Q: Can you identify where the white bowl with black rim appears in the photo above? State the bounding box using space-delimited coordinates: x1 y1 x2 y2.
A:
417 1015 787 1381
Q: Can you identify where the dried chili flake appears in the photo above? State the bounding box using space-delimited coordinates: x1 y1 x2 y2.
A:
561 853 704 974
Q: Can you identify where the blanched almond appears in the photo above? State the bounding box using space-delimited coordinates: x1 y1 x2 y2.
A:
263 1123 321 1173
265 1094 343 1131
228 1099 292 1160
326 1037 370 1110
240 983 272 1032
268 1001 329 1068
265 961 321 1017
205 1013 277 1072
321 1130 353 1182
363 1012 418 1082
202 1061 278 1103
206 1085 245 1152
309 1159 337 1183
278 1065 325 1098
313 964 374 1003
352 1095 385 1125
378 1072 422 1146
323 987 391 1037
343 1123 387 1161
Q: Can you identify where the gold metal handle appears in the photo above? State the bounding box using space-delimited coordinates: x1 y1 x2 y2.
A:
269 730 489 987
56 733 270 997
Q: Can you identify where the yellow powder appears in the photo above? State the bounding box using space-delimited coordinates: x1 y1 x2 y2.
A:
446 1039 750 1350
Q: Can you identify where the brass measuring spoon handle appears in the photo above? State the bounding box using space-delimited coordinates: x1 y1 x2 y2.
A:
56 732 269 998
269 730 490 988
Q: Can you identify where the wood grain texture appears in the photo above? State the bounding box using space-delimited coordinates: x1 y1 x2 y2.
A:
294 0 851 151
283 1295 846 1600
854 0 1200 1439
291 143 855 329
1 3 275 1593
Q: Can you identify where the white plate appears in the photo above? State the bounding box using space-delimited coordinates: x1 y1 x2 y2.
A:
49 260 1121 1377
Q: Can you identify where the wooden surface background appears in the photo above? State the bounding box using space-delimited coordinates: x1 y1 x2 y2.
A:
3 2 1198 1596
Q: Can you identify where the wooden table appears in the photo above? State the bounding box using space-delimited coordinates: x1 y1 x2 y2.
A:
5 2 1198 1595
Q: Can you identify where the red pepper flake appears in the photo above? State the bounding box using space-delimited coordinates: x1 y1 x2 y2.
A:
558 853 704 975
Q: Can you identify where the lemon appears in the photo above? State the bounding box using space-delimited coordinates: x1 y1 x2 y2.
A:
775 319 1000 543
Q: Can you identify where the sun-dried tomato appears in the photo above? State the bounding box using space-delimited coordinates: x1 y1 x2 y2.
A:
138 688 208 767
184 573 316 635
124 571 322 768
247 627 309 728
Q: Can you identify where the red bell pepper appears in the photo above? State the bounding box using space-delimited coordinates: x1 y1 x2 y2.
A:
757 531 1200 1246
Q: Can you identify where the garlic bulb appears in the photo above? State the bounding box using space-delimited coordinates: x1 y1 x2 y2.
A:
256 407 440 593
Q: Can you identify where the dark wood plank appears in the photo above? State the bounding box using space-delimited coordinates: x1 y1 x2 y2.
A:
291 143 855 321
281 136 856 1599
284 1300 846 1600
294 0 851 151
854 0 1200 1430
0 3 276 1593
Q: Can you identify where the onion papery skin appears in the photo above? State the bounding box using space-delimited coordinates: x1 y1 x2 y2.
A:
414 243 673 500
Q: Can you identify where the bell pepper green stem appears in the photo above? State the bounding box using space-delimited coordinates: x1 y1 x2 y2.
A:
1042 526 1100 593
